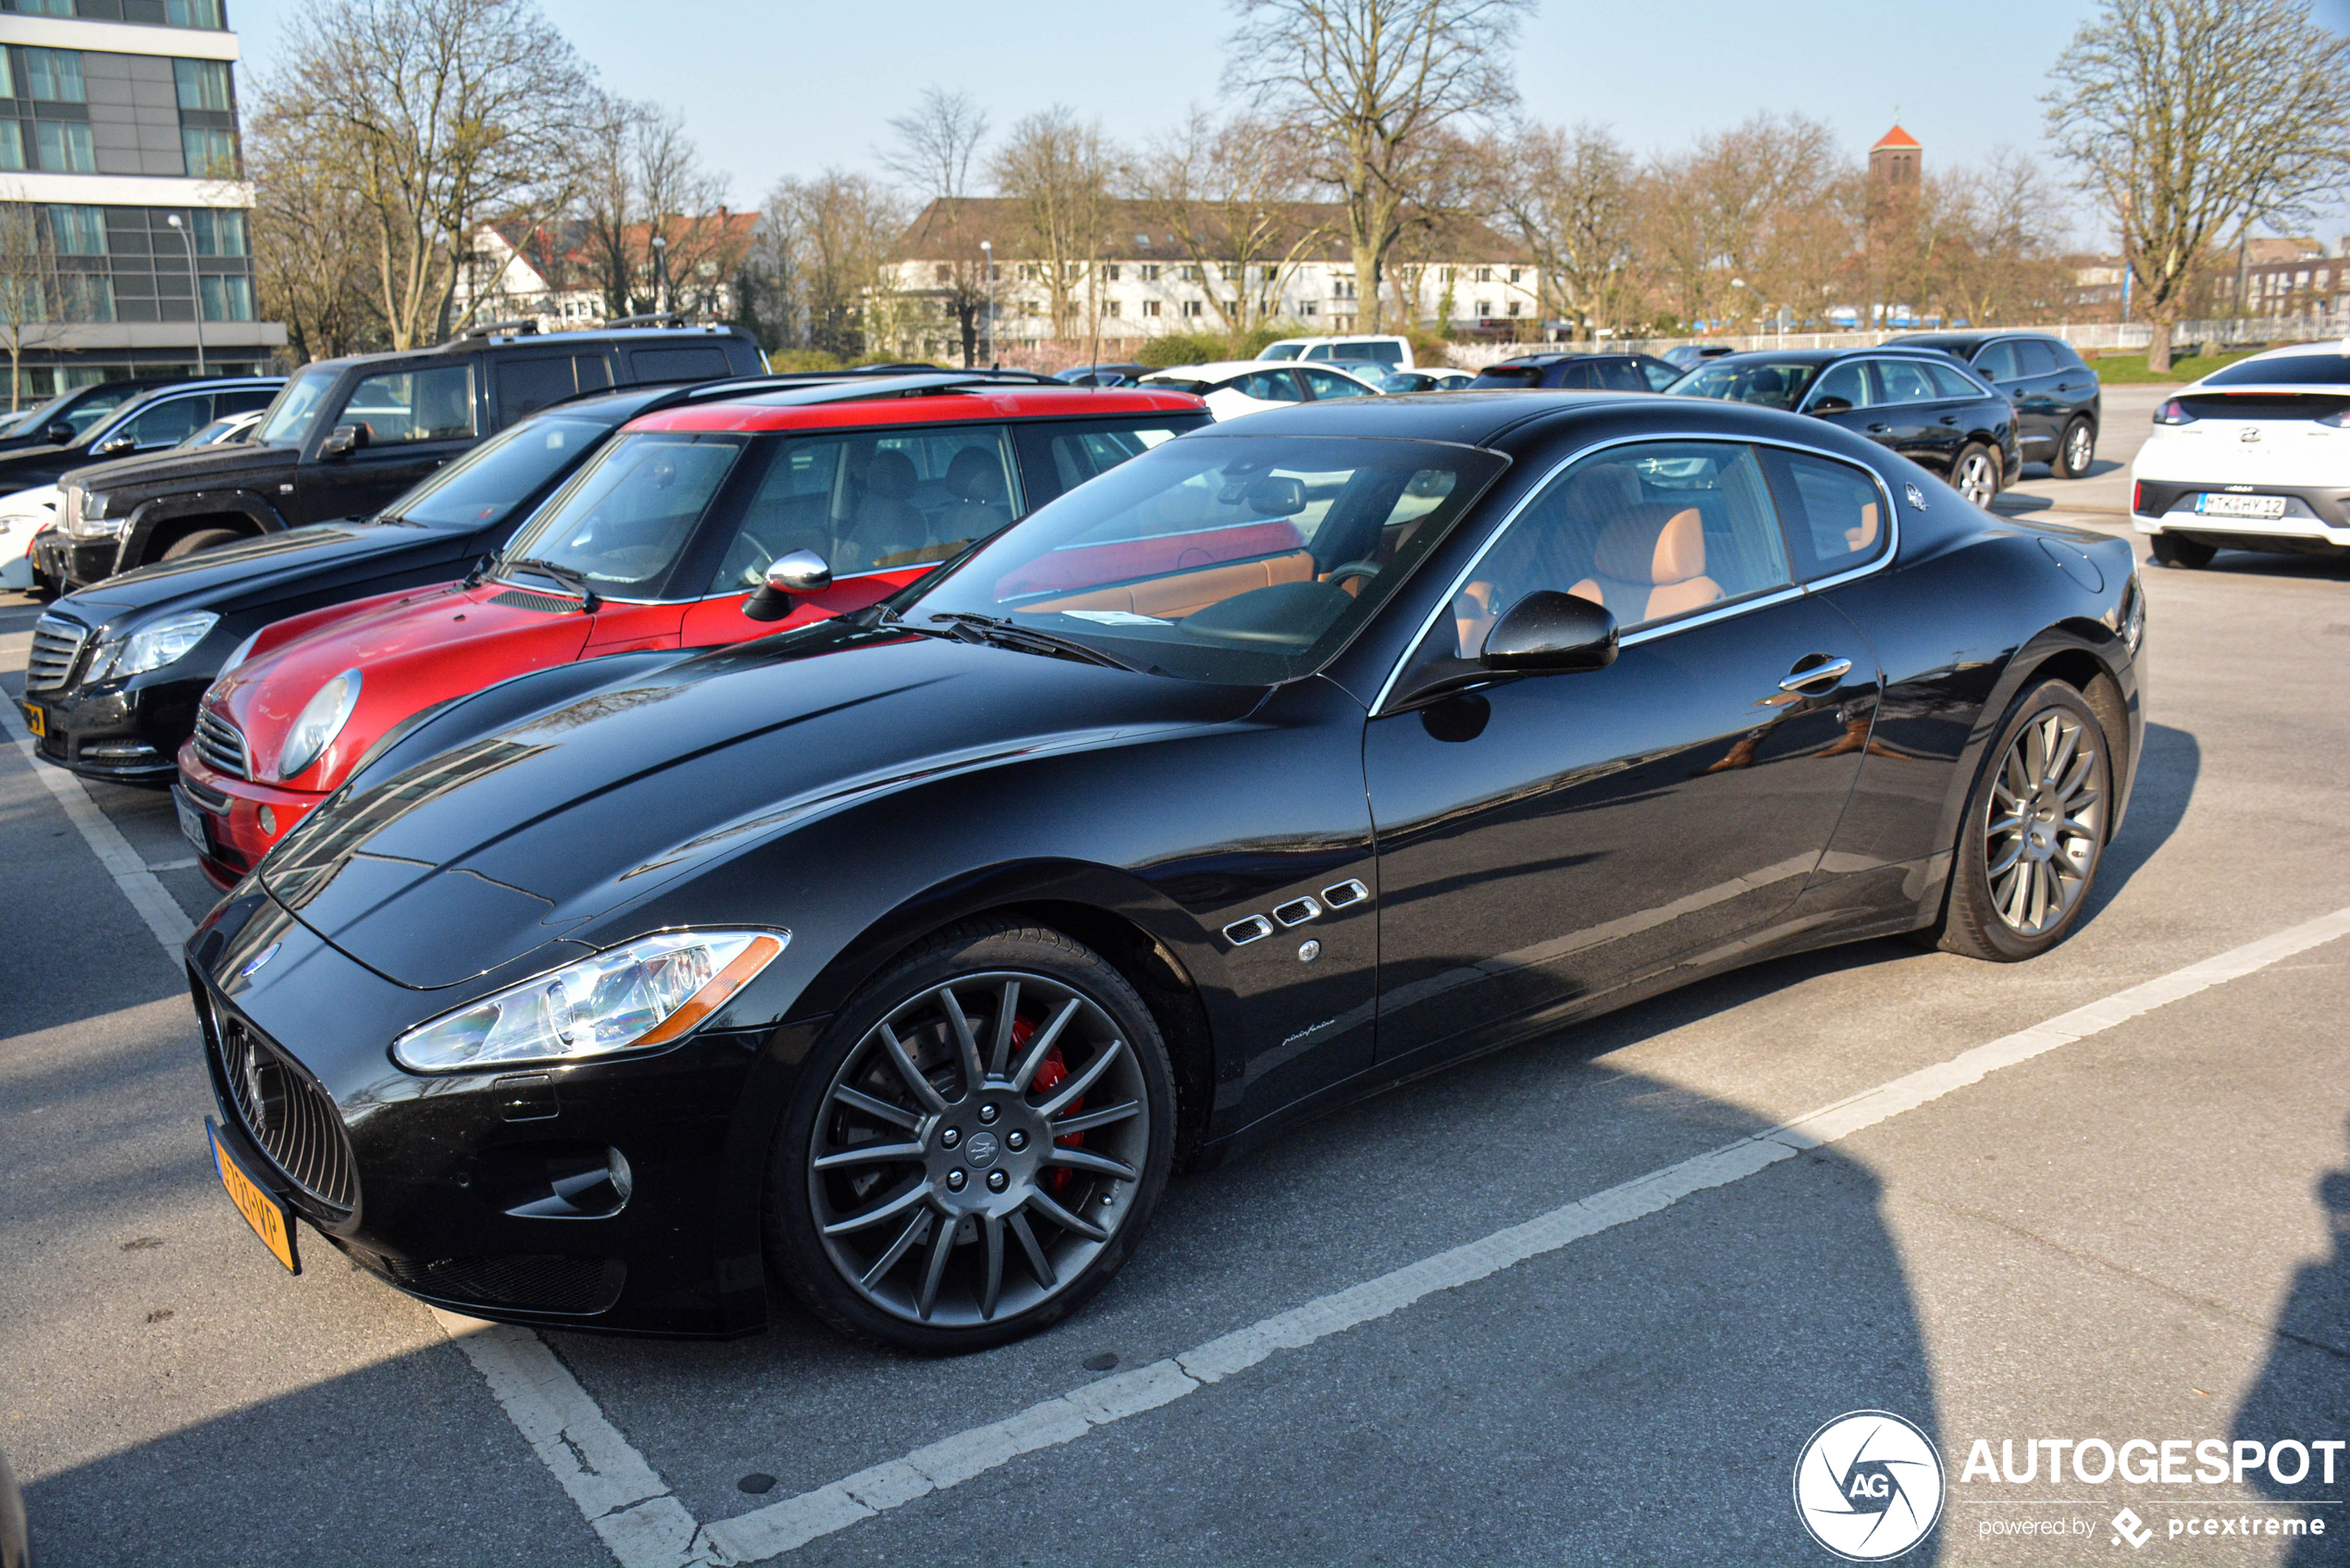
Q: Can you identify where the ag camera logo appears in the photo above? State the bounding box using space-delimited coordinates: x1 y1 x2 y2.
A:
1794 1411 1945 1560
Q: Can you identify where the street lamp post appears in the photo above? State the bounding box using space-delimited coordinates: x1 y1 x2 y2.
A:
980 240 994 366
650 233 669 316
166 213 205 376
1730 277 1779 347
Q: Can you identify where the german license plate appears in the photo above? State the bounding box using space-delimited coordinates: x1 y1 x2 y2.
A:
171 784 209 854
209 1119 299 1274
2196 492 2287 520
19 701 43 737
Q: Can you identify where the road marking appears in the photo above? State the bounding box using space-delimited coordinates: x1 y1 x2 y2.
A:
0 698 192 952
703 903 2350 1564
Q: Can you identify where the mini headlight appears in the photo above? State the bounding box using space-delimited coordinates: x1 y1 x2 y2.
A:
91 610 217 680
391 931 789 1072
276 667 362 781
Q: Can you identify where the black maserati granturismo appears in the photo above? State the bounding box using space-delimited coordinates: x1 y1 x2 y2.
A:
188 390 2145 1349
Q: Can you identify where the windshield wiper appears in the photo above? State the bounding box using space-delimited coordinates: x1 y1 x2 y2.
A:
497 556 602 610
925 611 1146 673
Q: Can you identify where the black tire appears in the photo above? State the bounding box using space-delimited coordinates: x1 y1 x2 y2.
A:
1930 679 2111 962
159 526 244 562
1951 442 1999 508
766 918 1177 1352
2053 417 2096 479
2150 533 2214 569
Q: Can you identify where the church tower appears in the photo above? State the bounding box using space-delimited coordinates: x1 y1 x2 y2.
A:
1870 125 1921 193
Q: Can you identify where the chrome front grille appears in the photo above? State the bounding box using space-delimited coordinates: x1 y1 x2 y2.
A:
26 614 88 693
192 703 252 780
209 1000 357 1215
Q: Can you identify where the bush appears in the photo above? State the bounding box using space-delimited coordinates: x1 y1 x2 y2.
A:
767 348 841 373
1403 326 1452 367
1137 331 1231 369
1231 319 1309 360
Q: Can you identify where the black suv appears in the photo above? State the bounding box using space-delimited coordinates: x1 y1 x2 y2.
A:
1665 346 2022 506
1467 352 1682 391
0 377 281 496
1886 331 2102 477
33 319 766 591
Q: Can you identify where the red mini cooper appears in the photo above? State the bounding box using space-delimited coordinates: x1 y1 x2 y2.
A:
176 376 1207 886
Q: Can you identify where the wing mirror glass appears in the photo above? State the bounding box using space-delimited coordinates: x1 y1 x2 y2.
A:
1809 395 1854 415
319 423 368 459
741 549 833 622
45 422 75 445
93 436 136 457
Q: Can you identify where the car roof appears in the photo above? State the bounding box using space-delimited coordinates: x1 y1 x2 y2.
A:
1143 359 1299 379
1699 345 1962 366
1181 387 1634 445
631 377 1204 434
291 323 757 376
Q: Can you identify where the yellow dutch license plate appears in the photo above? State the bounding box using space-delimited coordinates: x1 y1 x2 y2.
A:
19 702 43 737
209 1119 300 1274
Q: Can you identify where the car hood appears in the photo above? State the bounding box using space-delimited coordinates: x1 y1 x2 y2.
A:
261 630 1268 988
69 439 297 495
57 521 474 628
209 579 598 792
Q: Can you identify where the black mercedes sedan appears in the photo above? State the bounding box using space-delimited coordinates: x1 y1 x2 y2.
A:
1667 347 2022 506
1887 330 2102 478
189 390 2143 1349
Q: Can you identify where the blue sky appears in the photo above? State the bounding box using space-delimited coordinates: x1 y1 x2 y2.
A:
226 0 2350 245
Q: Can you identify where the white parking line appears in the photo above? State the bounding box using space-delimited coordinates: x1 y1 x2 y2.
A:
702 903 2350 1564
0 699 192 951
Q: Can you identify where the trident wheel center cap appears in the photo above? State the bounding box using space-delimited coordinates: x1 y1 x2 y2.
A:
964 1130 1000 1169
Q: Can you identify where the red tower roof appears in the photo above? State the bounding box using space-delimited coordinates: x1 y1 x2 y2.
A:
1873 125 1921 150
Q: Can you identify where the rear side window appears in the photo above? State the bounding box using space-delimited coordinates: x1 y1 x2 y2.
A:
1871 359 1940 405
1301 366 1372 400
2015 340 2059 376
495 354 613 424
625 345 732 383
1231 368 1303 402
1809 362 1871 409
1468 364 1542 388
1764 450 1888 581
339 364 476 443
115 393 211 449
1014 414 1206 505
1552 362 1599 389
1925 363 1985 400
1595 360 1649 392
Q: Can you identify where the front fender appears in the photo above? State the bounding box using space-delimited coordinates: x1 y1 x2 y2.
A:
120 489 289 571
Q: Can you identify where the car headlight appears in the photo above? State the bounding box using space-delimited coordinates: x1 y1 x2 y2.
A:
276 667 362 781
63 487 120 537
88 610 217 681
391 931 789 1072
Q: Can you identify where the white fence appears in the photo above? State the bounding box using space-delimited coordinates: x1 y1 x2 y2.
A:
1441 314 2350 368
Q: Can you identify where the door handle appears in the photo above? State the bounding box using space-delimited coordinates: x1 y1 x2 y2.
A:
1866 423 1889 433
1778 657 1853 693
1940 414 1959 425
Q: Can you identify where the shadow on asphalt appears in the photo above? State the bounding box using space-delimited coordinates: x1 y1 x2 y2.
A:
2235 1116 2350 1563
2089 721 2198 919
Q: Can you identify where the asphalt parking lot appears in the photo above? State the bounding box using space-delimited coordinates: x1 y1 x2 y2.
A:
3 382 2346 1567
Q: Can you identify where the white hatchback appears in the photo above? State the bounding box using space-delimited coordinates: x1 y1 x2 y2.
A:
2130 340 2350 567
1137 360 1385 423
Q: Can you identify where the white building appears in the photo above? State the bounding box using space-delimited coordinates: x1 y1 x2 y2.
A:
455 211 758 337
0 0 282 397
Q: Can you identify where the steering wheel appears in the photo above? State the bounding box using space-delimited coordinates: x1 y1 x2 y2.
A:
1324 559 1382 592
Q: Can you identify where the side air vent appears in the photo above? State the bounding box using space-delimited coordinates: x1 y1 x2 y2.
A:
489 589 588 613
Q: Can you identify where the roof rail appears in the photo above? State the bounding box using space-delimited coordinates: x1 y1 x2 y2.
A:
603 313 693 330
454 317 540 340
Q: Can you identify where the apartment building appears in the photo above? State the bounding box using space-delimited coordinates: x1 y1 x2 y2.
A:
0 0 282 399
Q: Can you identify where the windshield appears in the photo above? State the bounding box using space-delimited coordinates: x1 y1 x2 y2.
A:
496 430 744 594
901 434 1507 685
2204 352 2350 387
1666 359 1823 411
1259 344 1301 360
388 415 607 529
254 365 340 447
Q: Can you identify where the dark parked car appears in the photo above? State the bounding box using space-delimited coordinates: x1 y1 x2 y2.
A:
1469 352 1683 392
1660 343 1738 370
0 376 197 452
19 374 831 786
33 320 767 591
1887 331 2103 478
1667 347 2022 506
0 377 280 497
1054 363 1147 388
192 389 2142 1348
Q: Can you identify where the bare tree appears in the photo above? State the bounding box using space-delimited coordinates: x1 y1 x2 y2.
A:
1227 0 1527 333
880 86 992 364
0 196 56 410
1640 113 1847 335
1136 108 1328 337
579 97 736 321
762 171 908 361
259 0 599 350
1929 149 2074 327
989 106 1115 340
2047 0 2350 370
245 111 388 359
1478 120 1637 340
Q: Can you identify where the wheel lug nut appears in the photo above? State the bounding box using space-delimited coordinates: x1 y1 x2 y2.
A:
940 1128 960 1149
1006 1130 1027 1151
977 1103 999 1124
986 1170 1008 1191
946 1169 966 1191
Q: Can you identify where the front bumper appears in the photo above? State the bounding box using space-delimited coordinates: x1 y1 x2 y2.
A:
21 666 213 784
176 739 324 888
31 530 119 592
186 889 776 1336
2131 478 2350 553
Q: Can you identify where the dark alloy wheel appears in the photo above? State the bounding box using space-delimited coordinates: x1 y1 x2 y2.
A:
1952 444 2000 509
160 526 243 562
2053 417 2096 479
768 920 1174 1351
1933 680 2111 961
2150 533 2214 569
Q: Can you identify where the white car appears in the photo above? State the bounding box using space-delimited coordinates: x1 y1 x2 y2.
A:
1257 332 1415 369
2131 340 2350 567
0 409 260 589
1137 359 1384 422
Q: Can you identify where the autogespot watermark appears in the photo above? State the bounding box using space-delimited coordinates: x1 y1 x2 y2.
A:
1796 1416 2343 1558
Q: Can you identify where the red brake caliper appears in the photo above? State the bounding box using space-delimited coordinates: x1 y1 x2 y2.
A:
1009 1014 1083 1191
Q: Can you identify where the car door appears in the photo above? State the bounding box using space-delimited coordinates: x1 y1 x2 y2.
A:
95 390 215 456
1863 358 1956 475
1364 438 1874 1066
1800 359 1877 441
2009 339 2066 457
296 360 481 525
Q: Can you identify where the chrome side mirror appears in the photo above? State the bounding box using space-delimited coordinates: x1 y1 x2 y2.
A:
319 423 367 459
93 436 136 457
742 549 832 622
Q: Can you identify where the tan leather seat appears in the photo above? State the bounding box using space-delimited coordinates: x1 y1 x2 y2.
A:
1568 507 1723 624
1846 500 1879 554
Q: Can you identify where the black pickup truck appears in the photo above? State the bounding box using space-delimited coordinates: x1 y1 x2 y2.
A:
33 318 766 591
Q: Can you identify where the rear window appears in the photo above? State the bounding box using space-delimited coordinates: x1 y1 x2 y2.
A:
2176 393 2350 421
627 345 734 382
2203 352 2350 387
1667 359 1820 411
1468 364 1543 388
